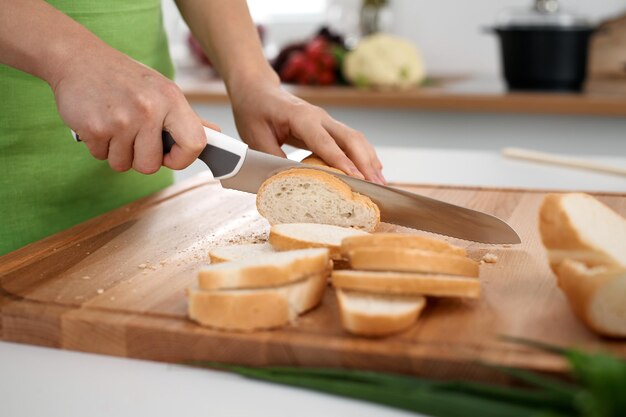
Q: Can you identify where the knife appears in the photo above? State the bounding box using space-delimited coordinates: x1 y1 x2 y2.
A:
161 127 520 244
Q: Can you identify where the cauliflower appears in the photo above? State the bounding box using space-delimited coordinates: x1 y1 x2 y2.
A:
343 34 426 89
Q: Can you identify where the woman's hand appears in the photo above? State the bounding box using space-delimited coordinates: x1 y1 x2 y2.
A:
51 47 214 174
229 78 385 184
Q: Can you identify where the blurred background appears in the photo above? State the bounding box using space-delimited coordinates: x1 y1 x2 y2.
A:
162 0 626 188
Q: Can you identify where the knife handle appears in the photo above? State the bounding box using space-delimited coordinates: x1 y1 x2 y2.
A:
72 127 248 180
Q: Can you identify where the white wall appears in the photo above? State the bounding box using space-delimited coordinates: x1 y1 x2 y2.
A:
390 0 626 76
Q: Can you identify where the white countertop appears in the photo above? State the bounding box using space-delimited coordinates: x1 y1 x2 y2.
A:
2 147 624 417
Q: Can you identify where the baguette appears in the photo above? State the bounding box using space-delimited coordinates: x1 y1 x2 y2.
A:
556 260 626 337
269 223 368 259
208 243 275 264
341 233 466 257
301 155 345 174
188 270 328 331
256 168 380 232
332 270 480 298
198 248 330 290
336 290 426 337
540 193 626 270
348 247 479 277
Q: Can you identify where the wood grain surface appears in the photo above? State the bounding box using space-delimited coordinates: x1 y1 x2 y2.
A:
1 172 625 383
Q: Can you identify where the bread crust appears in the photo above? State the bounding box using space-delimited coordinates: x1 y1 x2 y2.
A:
270 231 343 259
341 233 466 257
556 260 626 337
348 248 479 277
332 270 480 298
198 248 330 290
188 270 329 331
256 168 381 232
539 193 623 269
336 290 426 337
301 155 346 174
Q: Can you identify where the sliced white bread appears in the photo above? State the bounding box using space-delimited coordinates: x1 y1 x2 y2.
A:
341 233 466 258
332 270 480 298
540 193 626 270
269 223 369 259
556 260 626 337
348 247 479 277
256 168 380 232
188 270 328 331
336 290 426 337
198 248 330 290
208 242 275 264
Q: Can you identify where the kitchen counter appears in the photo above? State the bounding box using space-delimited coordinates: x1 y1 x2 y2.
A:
178 67 626 118
2 147 625 417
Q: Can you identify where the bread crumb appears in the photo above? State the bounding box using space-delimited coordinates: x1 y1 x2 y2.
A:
81 275 91 280
482 253 498 264
96 288 104 294
138 263 147 269
159 260 167 266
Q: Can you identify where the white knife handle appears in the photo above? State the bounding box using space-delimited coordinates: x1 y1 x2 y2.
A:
164 127 248 179
73 127 249 180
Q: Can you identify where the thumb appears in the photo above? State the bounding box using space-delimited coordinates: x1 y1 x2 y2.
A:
162 108 206 170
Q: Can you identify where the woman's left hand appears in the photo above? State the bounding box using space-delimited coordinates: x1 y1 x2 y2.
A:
229 79 386 185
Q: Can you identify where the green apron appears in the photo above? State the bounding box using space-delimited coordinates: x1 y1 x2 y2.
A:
0 0 174 256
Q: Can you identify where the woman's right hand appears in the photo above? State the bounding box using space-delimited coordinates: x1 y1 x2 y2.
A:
51 47 212 174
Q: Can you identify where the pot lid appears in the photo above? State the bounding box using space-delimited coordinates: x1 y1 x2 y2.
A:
496 0 593 28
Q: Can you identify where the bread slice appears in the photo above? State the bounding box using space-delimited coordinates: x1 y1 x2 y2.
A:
208 243 275 264
269 223 368 259
348 247 479 277
540 193 626 270
332 270 480 298
556 260 626 337
341 233 466 257
256 168 380 232
336 290 426 337
188 271 328 331
198 248 330 290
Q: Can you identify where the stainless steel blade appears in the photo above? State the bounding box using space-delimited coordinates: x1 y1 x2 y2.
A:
221 149 521 244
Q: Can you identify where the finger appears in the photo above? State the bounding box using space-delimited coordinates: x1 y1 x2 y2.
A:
107 134 135 172
132 124 162 174
162 107 206 170
247 125 287 158
324 120 382 183
200 118 221 132
291 121 364 179
82 137 110 161
283 137 308 150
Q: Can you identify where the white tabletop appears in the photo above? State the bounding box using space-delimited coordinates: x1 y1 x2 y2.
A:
2 146 624 417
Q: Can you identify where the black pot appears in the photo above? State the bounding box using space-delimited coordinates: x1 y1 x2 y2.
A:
493 26 595 92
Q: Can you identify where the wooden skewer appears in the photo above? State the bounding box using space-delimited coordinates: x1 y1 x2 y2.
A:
501 147 626 178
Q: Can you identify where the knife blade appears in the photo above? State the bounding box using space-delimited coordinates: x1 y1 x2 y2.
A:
163 128 520 244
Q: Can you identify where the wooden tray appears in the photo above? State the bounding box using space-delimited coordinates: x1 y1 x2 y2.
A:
2 173 625 383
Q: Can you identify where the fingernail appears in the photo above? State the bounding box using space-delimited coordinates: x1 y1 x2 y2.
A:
350 168 365 180
378 171 387 184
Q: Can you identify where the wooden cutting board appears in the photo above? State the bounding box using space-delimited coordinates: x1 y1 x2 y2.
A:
2 173 625 383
